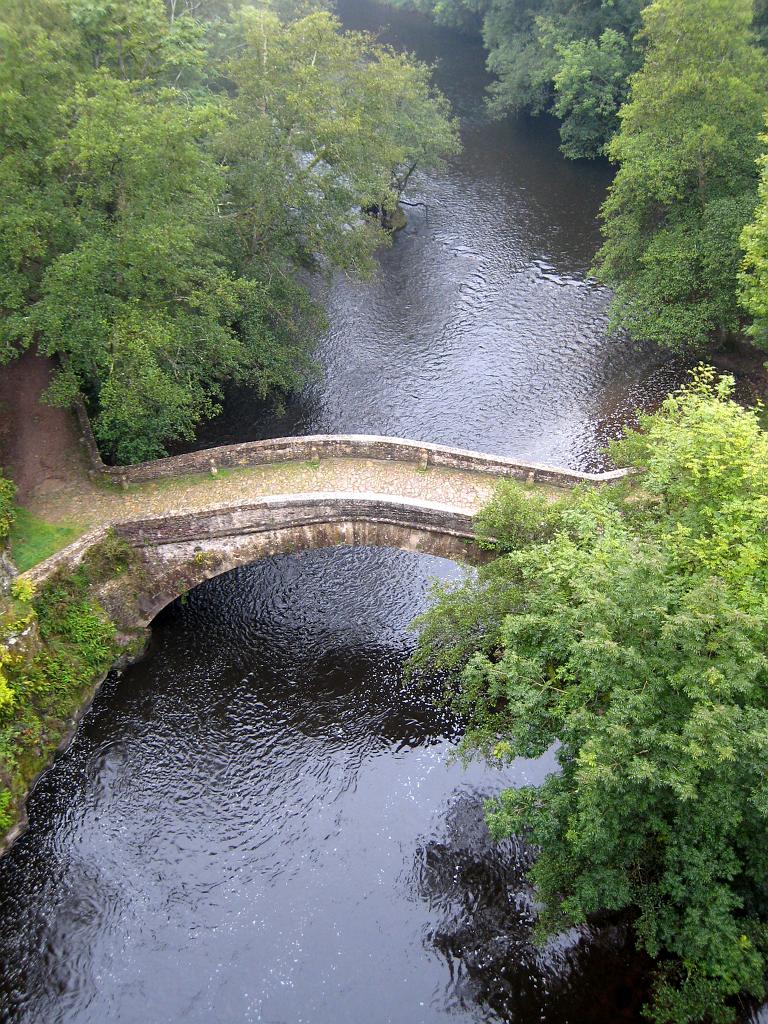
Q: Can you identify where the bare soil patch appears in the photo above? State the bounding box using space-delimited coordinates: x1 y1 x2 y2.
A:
0 350 87 502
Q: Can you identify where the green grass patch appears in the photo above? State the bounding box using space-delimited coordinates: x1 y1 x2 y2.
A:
9 508 82 571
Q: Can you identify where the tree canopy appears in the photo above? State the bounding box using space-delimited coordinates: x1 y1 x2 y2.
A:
385 0 645 158
483 0 644 159
411 369 768 1023
739 123 768 351
0 0 459 462
593 0 768 352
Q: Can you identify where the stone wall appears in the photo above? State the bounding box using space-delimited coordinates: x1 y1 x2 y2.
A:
115 492 477 548
73 399 630 489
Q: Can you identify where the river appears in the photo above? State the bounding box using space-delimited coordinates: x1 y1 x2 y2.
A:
0 2 734 1022
186 0 693 472
0 549 660 1023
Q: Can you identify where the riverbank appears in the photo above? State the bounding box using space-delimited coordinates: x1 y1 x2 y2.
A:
0 534 145 855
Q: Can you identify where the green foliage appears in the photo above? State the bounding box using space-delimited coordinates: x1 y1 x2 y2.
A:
388 0 482 32
593 0 768 350
0 0 459 462
82 528 136 580
0 649 16 715
552 28 633 160
0 556 120 843
9 577 35 604
386 0 643 158
0 474 14 546
739 129 768 351
412 371 768 1023
0 789 11 833
33 568 116 669
610 367 768 601
474 479 569 552
486 0 644 158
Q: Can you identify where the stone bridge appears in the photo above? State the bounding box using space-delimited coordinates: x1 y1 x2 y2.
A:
19 431 629 628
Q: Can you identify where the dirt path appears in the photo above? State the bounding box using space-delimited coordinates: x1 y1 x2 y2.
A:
0 350 88 503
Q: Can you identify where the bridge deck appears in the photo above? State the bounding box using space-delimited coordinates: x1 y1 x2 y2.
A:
25 452 504 541
3 354 625 582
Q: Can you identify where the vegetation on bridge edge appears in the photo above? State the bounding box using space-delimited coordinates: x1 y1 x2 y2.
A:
0 522 137 845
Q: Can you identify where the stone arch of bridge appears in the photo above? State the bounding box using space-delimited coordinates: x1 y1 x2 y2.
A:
123 494 489 626
25 493 490 630
134 517 486 626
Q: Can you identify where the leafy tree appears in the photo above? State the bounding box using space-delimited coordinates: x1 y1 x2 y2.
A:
0 0 459 462
30 73 245 463
552 27 633 160
593 0 768 351
0 0 79 363
220 9 459 275
412 370 768 1023
739 129 768 351
484 0 643 156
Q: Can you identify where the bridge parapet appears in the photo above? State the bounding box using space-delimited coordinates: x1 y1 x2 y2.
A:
74 401 630 489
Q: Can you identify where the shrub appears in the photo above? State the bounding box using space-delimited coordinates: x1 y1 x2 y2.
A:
10 577 35 604
0 474 15 546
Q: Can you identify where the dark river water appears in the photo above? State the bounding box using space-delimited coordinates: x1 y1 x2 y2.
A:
0 3 740 1022
0 550 656 1024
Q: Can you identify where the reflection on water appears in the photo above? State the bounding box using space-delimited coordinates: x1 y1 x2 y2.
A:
0 547 652 1023
414 793 654 1020
183 0 693 471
